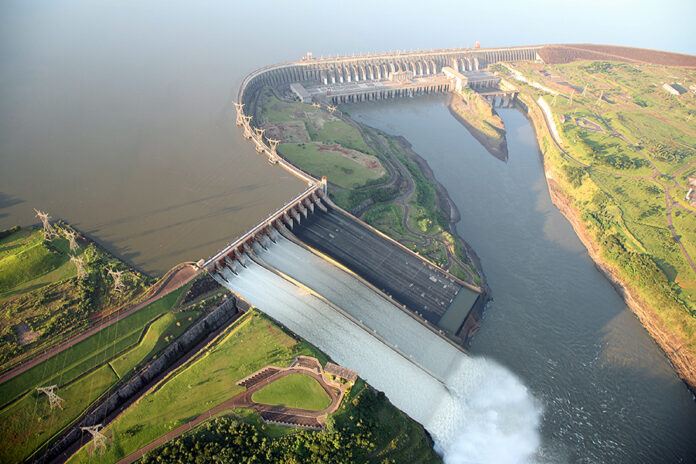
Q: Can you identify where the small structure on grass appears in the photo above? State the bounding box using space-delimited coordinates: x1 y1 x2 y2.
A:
324 362 358 385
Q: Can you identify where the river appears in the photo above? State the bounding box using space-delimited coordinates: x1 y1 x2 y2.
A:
345 96 696 462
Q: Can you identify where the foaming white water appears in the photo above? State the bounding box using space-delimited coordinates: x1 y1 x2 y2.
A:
218 248 541 463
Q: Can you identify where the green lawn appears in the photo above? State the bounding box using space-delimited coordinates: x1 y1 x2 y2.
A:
0 288 185 408
0 228 71 295
0 364 117 463
0 289 191 462
278 142 382 189
252 373 331 411
67 310 328 464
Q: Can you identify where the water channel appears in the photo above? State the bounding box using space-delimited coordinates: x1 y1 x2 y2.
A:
345 96 696 462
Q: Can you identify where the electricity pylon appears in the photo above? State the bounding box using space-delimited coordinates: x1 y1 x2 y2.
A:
327 105 337 113
37 385 64 410
34 209 57 241
80 425 107 453
70 255 87 280
107 268 125 292
266 138 280 156
64 229 80 253
234 102 245 126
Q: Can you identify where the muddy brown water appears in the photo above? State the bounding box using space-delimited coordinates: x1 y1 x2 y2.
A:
2 1 695 462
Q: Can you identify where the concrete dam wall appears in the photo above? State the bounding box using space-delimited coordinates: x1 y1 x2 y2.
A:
238 45 541 106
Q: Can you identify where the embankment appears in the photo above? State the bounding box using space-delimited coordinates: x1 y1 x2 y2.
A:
40 297 242 464
447 92 508 162
516 92 696 394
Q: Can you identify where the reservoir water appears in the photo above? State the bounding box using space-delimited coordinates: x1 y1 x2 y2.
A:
2 1 695 462
345 97 696 462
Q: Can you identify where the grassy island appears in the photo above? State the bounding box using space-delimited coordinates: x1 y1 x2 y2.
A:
498 59 696 390
448 89 508 161
252 89 483 286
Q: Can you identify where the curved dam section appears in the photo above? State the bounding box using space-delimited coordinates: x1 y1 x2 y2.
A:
237 45 541 107
216 236 541 463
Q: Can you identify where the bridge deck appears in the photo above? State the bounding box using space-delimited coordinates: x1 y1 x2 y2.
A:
293 207 480 329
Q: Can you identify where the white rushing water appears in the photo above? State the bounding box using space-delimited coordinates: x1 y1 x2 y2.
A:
217 236 542 463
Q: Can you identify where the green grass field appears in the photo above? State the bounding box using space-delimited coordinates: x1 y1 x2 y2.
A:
0 229 69 293
0 289 185 407
251 373 331 411
67 310 329 464
0 364 117 463
0 288 194 462
68 310 441 464
0 225 152 372
278 142 382 188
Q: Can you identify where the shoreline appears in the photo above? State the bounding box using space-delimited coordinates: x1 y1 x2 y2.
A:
516 98 696 395
446 94 508 162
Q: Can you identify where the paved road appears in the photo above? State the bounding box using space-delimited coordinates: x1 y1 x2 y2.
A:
0 264 200 385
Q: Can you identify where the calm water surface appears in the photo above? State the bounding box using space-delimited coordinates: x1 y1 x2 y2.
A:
2 1 696 461
346 96 696 462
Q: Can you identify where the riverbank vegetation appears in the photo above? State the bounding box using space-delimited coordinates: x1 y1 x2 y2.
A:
254 89 482 285
500 60 696 388
0 224 153 372
67 310 440 464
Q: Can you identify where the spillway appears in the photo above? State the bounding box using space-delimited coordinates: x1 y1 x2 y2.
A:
217 236 542 463
253 232 465 380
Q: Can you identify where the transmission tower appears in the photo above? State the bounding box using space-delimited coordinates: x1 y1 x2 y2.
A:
70 255 87 280
327 105 337 113
569 90 574 105
596 90 604 106
37 385 65 410
266 138 280 156
80 425 107 453
34 209 57 241
234 102 245 126
107 268 125 292
63 229 80 253
254 127 265 140
311 102 321 108
551 94 557 106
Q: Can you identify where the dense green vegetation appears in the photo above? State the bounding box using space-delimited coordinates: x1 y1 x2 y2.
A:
0 288 198 463
0 225 152 371
68 310 440 464
509 60 696 371
251 373 331 411
138 381 440 464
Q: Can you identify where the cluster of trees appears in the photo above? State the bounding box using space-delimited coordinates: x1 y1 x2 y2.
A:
645 142 693 164
140 388 401 464
562 164 587 188
582 191 689 316
584 61 613 74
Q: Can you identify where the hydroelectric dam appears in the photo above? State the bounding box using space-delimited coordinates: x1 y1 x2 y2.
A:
196 44 545 457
